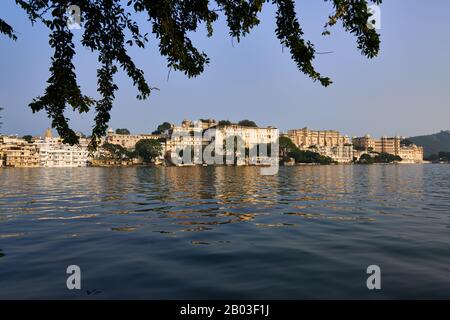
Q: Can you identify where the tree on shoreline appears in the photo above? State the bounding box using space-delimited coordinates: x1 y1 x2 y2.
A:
357 152 402 164
102 142 135 160
288 148 335 165
425 152 450 163
135 139 163 163
1 0 381 147
279 136 297 158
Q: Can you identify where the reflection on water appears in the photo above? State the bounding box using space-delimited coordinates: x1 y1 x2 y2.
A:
1 165 450 299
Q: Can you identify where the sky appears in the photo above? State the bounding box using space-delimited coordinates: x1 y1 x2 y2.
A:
0 0 449 138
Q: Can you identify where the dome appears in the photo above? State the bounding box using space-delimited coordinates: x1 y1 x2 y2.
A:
44 128 53 139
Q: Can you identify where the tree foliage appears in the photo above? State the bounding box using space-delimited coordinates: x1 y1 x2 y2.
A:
153 121 172 134
425 152 450 163
1 0 382 147
135 138 163 162
218 120 232 126
278 136 297 157
237 119 258 127
425 151 450 163
22 135 33 143
102 142 135 159
115 128 130 135
374 152 402 163
438 152 450 162
288 148 335 165
400 139 413 147
357 152 402 164
408 131 450 157
357 153 374 164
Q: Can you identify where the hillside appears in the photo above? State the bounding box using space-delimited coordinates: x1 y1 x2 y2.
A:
408 131 450 157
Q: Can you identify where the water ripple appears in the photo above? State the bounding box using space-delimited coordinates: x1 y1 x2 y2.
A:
1 165 450 298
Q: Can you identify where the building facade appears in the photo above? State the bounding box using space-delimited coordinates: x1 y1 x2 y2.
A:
105 129 160 149
0 136 40 167
287 127 353 163
287 127 350 148
352 135 423 163
33 130 90 167
313 145 354 164
164 120 206 164
398 145 424 163
213 124 278 165
4 145 40 167
165 120 278 165
352 135 401 154
37 140 90 167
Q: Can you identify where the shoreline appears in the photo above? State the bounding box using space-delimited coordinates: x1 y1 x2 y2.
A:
0 162 438 169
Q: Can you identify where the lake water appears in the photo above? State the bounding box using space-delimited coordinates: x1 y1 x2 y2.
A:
1 165 450 299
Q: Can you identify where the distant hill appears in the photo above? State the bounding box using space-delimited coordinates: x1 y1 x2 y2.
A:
408 131 450 157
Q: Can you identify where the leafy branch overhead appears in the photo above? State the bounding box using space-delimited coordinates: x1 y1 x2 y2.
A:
1 0 382 147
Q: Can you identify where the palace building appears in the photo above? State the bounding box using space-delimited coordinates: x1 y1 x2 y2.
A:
352 135 423 163
287 127 350 148
34 129 90 167
164 119 278 165
0 136 40 167
287 127 353 163
105 128 161 149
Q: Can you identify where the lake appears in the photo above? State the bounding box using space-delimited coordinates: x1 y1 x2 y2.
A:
1 165 450 299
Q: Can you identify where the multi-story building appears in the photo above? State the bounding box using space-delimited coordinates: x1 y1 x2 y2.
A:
351 135 376 151
165 120 278 165
1 131 91 168
0 136 39 167
164 120 206 163
352 135 423 162
0 136 27 145
352 135 401 154
398 145 424 163
105 129 160 149
213 123 278 165
34 130 90 167
199 119 218 130
313 145 354 164
287 127 350 148
287 127 353 163
4 145 40 167
37 142 90 167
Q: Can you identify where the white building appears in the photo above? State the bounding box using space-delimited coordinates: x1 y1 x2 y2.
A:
398 145 424 163
35 131 90 167
313 145 354 164
164 120 212 164
165 120 278 166
213 124 278 165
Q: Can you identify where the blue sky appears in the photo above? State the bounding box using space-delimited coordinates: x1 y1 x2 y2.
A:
1 0 449 138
